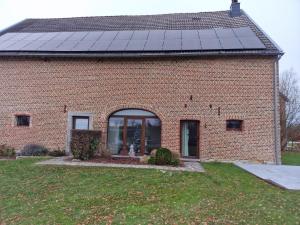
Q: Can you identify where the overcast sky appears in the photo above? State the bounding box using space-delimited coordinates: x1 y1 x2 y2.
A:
0 0 299 81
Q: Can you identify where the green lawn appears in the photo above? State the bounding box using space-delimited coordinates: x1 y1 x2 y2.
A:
0 158 299 224
282 151 300 166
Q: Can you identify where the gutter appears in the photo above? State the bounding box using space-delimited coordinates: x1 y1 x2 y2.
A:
273 57 281 164
0 50 282 59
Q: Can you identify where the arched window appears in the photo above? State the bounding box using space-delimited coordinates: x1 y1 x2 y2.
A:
107 109 161 156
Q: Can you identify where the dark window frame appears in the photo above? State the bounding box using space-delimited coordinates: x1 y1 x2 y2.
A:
107 109 161 156
226 119 243 131
72 116 90 130
180 120 200 159
15 115 31 127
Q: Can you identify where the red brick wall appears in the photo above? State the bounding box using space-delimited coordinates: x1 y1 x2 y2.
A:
0 56 279 163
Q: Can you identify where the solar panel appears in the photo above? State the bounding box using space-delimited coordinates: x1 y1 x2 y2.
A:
38 40 63 51
215 28 235 38
0 33 18 42
72 41 95 51
4 40 32 50
108 40 129 51
198 29 217 39
182 39 201 50
55 41 79 51
163 39 181 50
90 41 111 51
165 30 181 39
201 38 221 50
132 31 149 40
0 40 17 50
232 27 256 37
52 32 73 41
0 27 267 53
37 32 59 41
115 31 133 40
144 40 163 51
148 30 165 40
10 33 31 41
125 40 146 51
68 32 88 41
82 31 103 41
21 40 47 51
100 31 118 41
182 30 199 39
219 37 243 49
239 37 266 49
23 33 44 41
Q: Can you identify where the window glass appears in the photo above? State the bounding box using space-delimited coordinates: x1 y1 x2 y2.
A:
226 120 243 131
145 118 161 154
107 117 124 154
73 116 89 130
16 115 30 127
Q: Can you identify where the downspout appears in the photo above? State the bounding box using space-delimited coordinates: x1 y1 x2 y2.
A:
273 57 281 164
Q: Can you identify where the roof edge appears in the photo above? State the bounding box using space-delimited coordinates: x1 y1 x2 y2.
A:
22 10 231 21
241 9 284 56
0 19 28 36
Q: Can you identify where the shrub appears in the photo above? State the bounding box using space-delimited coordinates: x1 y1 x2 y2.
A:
21 144 48 156
170 158 180 166
48 148 66 157
155 148 172 165
147 148 181 166
148 156 156 165
0 145 16 157
71 138 99 160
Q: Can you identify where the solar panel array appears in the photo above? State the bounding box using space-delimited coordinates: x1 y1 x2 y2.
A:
0 27 266 52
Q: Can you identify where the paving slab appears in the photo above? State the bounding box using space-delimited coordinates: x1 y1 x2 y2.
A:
235 162 300 190
36 157 204 173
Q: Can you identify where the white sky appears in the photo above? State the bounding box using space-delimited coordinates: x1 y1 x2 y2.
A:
0 0 299 81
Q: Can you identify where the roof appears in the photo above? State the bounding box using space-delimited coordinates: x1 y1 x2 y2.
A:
0 10 283 58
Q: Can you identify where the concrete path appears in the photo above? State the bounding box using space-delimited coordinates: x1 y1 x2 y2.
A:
37 157 204 173
235 162 300 190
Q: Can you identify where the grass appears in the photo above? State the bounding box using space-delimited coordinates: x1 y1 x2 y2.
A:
282 151 300 165
0 158 299 224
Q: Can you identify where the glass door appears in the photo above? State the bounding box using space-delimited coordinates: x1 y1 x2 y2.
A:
181 121 199 158
126 118 144 155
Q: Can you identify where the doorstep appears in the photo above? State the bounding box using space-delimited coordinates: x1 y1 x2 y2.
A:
36 157 204 173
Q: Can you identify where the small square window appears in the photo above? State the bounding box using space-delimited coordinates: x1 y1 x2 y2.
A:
15 115 30 127
226 120 243 131
72 116 89 130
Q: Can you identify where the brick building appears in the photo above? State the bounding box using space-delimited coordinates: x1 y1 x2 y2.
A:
0 1 283 163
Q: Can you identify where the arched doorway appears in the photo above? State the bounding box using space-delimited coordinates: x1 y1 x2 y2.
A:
107 109 161 155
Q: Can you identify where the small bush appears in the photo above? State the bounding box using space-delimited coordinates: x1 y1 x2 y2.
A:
155 148 172 165
148 156 156 165
71 138 99 160
170 158 180 166
148 148 181 166
0 145 16 157
48 148 66 157
21 144 48 156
